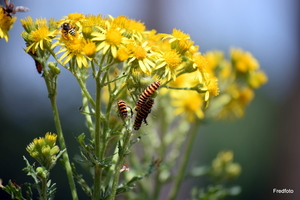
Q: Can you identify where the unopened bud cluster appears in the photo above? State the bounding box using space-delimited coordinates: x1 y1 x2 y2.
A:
26 132 60 170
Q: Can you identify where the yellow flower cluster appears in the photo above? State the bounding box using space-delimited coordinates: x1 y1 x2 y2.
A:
206 48 267 120
21 17 57 54
26 132 60 170
19 13 222 122
20 13 267 123
210 151 241 181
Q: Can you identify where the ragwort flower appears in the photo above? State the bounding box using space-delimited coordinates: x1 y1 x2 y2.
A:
171 90 204 122
127 42 157 73
26 26 56 53
53 34 91 68
91 24 129 58
21 17 56 54
155 49 182 81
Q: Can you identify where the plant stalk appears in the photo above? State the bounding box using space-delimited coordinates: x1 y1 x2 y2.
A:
44 76 78 200
92 71 103 200
167 123 199 200
109 126 132 200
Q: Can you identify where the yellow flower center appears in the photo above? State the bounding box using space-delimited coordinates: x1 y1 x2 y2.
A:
178 39 193 51
207 77 220 96
163 50 181 69
133 46 147 60
172 29 190 40
193 53 207 70
82 41 96 57
68 13 84 21
66 37 86 54
106 28 122 46
30 26 50 42
117 47 130 61
128 19 145 32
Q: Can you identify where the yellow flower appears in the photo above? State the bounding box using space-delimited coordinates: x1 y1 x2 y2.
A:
231 48 259 73
26 132 60 170
171 90 204 122
53 35 89 68
0 8 16 42
26 26 56 53
216 85 254 120
127 42 157 73
169 72 196 88
82 14 104 38
116 46 130 62
144 30 162 51
163 28 190 42
248 70 268 89
155 49 182 81
20 17 56 54
20 16 35 32
161 29 193 54
91 24 129 58
191 53 209 83
206 50 224 71
82 40 96 58
68 13 85 21
111 15 146 41
207 76 220 97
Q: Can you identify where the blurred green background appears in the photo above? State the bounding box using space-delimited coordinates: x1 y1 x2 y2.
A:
0 0 299 199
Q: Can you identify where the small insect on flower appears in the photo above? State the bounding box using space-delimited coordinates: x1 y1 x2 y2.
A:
135 81 160 111
61 22 76 39
26 43 43 74
2 0 29 17
134 98 154 130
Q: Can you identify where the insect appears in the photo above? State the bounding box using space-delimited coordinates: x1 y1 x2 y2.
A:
134 98 154 130
61 22 76 38
26 43 43 74
2 0 29 17
117 100 129 118
135 81 160 111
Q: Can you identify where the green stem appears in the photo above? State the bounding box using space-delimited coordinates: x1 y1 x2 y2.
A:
92 71 103 200
109 127 132 200
81 88 95 139
163 85 207 93
167 123 199 200
44 76 78 200
41 177 47 200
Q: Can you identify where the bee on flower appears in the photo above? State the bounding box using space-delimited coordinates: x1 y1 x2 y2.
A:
61 22 77 39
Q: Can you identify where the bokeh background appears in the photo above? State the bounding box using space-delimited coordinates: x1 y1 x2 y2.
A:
0 0 299 199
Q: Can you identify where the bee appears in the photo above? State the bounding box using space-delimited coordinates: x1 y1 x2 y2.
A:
117 100 128 118
2 0 29 17
135 81 160 111
61 22 76 38
134 98 154 130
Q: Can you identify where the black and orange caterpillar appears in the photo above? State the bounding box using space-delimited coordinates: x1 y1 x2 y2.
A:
134 98 154 130
135 81 160 111
117 100 128 118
